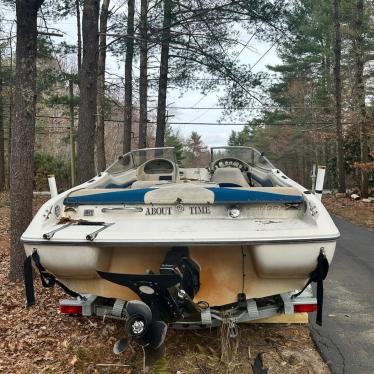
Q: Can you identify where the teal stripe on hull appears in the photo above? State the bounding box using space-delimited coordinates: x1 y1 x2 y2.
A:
207 187 303 203
64 188 152 205
64 187 303 205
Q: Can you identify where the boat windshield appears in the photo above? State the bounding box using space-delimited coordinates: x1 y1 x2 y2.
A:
106 147 177 175
211 146 275 169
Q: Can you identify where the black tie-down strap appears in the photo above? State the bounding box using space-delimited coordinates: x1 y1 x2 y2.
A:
24 251 83 307
292 248 329 326
24 255 35 307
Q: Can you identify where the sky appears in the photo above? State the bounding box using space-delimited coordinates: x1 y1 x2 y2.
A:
1 2 281 147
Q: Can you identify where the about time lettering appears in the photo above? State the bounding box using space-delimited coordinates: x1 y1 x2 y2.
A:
144 206 211 215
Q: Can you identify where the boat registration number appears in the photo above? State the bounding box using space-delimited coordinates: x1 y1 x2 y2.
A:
145 206 211 216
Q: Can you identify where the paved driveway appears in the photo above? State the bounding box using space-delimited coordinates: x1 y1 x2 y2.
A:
310 216 374 374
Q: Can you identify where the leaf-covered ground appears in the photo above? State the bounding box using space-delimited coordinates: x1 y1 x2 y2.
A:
0 192 330 373
322 194 374 230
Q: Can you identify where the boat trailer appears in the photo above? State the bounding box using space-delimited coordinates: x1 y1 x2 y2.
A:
59 285 317 331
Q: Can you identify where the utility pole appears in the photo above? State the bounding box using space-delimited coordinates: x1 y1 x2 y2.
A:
69 80 76 186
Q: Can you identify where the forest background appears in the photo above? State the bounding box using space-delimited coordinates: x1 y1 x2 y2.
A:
0 0 373 279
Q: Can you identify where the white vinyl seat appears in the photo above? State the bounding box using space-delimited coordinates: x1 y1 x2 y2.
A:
211 168 249 187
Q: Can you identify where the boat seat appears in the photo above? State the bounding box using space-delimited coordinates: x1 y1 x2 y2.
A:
212 168 249 187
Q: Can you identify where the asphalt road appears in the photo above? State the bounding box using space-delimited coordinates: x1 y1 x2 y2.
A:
310 216 374 374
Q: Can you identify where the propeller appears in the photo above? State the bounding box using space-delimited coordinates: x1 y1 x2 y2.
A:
98 246 201 369
125 300 152 339
113 337 129 355
113 300 168 368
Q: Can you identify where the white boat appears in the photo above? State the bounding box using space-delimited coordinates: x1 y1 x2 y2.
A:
22 146 339 360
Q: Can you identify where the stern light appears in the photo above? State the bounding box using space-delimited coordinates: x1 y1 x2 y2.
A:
294 303 317 313
60 304 83 315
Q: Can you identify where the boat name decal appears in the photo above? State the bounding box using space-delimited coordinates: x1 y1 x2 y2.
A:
145 207 172 215
189 206 211 215
144 206 211 215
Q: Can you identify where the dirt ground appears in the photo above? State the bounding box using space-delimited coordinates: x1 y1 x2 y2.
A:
322 194 374 230
0 192 330 373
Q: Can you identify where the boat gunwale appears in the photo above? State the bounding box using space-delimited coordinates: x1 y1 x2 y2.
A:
21 234 340 246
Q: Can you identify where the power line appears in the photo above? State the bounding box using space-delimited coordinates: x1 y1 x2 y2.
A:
160 122 337 126
40 9 64 74
163 105 331 110
233 22 263 63
175 17 269 116
0 102 333 111
33 114 345 126
250 40 277 71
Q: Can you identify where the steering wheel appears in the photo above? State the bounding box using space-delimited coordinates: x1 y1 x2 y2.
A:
212 157 250 172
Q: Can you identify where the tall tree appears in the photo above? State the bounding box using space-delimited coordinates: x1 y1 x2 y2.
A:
184 131 208 167
0 50 4 191
109 0 284 147
8 22 14 190
69 79 77 186
228 125 252 146
353 0 368 197
165 126 184 162
10 0 45 281
96 0 110 171
76 0 82 78
138 0 148 148
77 0 99 183
332 0 346 193
155 0 172 147
123 0 135 153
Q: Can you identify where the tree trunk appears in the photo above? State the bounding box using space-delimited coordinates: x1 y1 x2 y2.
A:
155 0 172 147
96 0 110 171
10 0 44 282
7 34 14 190
76 0 82 79
354 0 368 197
123 0 135 154
0 51 5 191
77 0 99 183
138 0 148 149
332 0 346 193
69 80 76 186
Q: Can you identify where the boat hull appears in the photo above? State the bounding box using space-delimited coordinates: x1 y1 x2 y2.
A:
24 240 335 306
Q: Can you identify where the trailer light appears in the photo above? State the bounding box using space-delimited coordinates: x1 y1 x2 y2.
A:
294 304 317 313
60 304 83 315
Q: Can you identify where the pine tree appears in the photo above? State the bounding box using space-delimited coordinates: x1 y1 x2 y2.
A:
10 0 45 281
77 0 100 183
